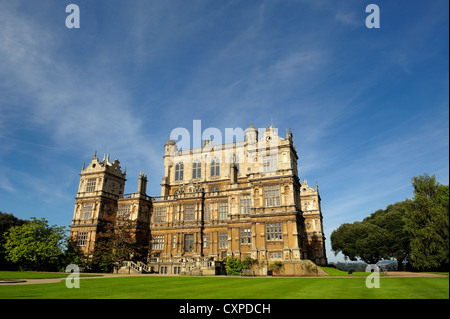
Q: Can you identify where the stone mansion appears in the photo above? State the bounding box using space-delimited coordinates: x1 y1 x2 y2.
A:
70 124 327 275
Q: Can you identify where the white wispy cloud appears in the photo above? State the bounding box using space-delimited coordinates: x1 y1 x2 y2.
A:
0 2 162 195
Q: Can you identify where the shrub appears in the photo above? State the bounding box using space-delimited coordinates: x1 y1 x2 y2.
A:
223 256 243 275
268 261 284 275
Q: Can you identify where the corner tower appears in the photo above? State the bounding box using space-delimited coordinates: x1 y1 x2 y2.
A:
300 179 327 265
70 153 126 255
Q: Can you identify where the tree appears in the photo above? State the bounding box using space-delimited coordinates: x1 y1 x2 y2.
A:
91 216 149 272
330 221 395 264
363 201 410 270
404 174 449 271
4 217 67 271
0 212 27 270
62 237 82 270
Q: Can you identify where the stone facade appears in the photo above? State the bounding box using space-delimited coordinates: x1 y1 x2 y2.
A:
70 125 327 275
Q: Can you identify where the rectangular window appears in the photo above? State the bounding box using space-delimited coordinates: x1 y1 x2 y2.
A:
86 178 96 192
269 252 282 260
262 155 278 173
174 206 179 221
211 159 220 177
204 204 210 221
118 204 131 218
240 196 251 214
184 204 195 221
82 202 93 220
219 202 228 220
172 235 177 249
266 223 283 241
184 234 194 252
193 161 201 179
152 235 165 250
264 185 280 207
77 232 88 246
219 232 228 249
203 233 209 248
240 228 251 245
153 207 166 223
175 163 184 181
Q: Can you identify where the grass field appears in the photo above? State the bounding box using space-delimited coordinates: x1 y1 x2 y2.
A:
0 274 448 299
0 271 100 280
319 267 387 276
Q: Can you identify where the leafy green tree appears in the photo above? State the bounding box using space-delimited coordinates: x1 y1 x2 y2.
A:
404 174 449 270
330 221 395 264
0 212 27 270
61 237 82 270
4 217 67 271
363 201 410 270
91 217 149 272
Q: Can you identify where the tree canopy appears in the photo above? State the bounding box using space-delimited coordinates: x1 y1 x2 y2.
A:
331 174 449 271
404 175 449 270
3 217 68 271
363 201 410 270
330 221 395 264
90 216 149 272
0 212 27 269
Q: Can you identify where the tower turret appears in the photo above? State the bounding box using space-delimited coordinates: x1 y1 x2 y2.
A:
245 122 258 144
70 153 126 255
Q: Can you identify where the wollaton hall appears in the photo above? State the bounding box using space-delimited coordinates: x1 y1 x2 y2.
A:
70 124 327 275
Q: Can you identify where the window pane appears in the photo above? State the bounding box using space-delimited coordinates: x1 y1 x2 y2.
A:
184 234 193 252
219 202 228 220
184 204 195 221
264 185 280 207
266 223 282 241
86 179 96 192
175 162 184 181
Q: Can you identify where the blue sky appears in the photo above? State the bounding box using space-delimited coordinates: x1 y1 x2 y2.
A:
0 0 448 262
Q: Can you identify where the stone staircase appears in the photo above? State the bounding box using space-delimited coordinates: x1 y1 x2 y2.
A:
119 258 224 275
118 261 150 274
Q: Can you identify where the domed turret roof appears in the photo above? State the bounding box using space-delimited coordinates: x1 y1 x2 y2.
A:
165 139 176 146
245 122 257 132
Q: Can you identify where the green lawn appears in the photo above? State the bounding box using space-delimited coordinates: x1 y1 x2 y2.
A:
0 275 448 299
0 271 100 280
319 266 380 276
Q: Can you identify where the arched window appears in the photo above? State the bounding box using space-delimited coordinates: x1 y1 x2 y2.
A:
211 158 220 177
210 186 220 192
193 160 201 179
175 162 184 181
